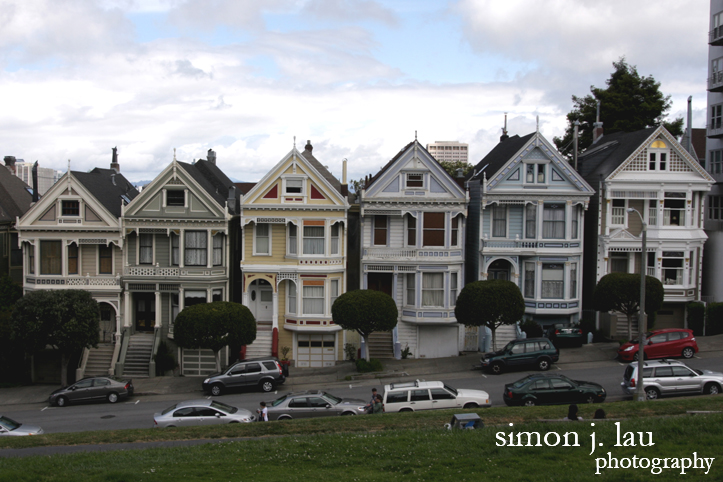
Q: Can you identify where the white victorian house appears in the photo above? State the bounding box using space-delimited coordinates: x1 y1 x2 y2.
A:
360 140 468 359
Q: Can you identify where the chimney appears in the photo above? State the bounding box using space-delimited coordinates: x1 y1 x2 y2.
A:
573 120 580 171
31 161 39 202
592 101 604 144
686 96 693 155
227 185 237 214
207 149 217 165
500 113 509 141
305 140 313 153
341 159 348 197
3 156 17 175
110 147 120 173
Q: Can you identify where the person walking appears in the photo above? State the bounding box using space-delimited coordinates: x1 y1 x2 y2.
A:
365 388 378 414
372 394 384 414
257 401 268 422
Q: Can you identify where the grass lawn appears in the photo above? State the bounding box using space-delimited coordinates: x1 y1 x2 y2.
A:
0 397 721 481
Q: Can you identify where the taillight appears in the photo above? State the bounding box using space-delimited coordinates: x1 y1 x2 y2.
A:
507 390 513 398
277 362 282 375
125 383 130 389
577 330 582 335
630 378 636 387
555 330 560 335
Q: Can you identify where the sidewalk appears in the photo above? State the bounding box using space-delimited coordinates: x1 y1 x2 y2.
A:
2 335 721 408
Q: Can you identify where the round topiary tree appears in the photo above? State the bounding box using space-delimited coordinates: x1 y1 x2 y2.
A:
455 280 525 351
593 272 664 340
331 289 398 362
173 301 256 371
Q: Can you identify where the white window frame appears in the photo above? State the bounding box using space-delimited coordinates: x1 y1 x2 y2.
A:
405 273 416 307
541 263 564 299
139 233 154 265
254 223 271 256
421 272 444 308
331 223 340 255
213 233 224 266
330 279 339 311
284 178 305 195
288 282 297 315
302 284 325 315
491 204 507 238
611 199 626 226
287 223 298 256
405 214 417 247
404 172 425 189
302 224 325 255
524 262 535 298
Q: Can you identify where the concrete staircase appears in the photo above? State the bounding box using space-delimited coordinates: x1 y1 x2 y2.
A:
84 344 114 377
123 333 154 377
490 324 519 351
246 325 273 358
367 331 394 359
616 315 639 340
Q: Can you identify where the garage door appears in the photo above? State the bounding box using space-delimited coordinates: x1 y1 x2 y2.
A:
418 326 459 358
296 334 336 368
182 347 227 376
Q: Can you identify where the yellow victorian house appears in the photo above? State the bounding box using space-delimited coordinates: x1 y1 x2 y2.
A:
240 141 349 367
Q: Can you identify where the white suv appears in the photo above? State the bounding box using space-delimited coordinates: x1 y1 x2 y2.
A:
621 359 723 400
382 380 491 412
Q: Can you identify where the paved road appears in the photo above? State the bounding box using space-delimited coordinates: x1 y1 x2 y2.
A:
3 354 721 436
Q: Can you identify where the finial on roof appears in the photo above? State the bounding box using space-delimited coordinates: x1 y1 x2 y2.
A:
173 148 177 162
67 159 71 171
536 116 539 133
294 136 296 149
415 130 417 141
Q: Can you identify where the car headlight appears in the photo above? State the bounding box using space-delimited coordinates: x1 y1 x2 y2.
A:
623 346 634 352
203 378 210 384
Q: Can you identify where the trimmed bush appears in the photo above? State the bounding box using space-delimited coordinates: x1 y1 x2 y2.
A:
686 302 705 336
154 341 177 376
519 319 543 338
356 358 383 373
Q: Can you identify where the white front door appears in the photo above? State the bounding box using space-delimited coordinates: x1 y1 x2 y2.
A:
249 280 273 323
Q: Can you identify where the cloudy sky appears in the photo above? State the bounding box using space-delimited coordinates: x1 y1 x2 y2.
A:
0 0 710 185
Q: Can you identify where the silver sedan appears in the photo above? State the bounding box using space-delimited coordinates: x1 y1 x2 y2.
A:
154 400 255 428
0 415 44 436
266 391 367 420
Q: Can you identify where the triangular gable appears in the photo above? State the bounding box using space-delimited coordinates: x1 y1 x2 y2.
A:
610 127 715 182
124 160 227 219
242 148 347 207
364 141 466 200
609 228 639 240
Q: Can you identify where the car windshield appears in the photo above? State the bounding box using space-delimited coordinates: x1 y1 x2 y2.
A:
210 401 238 414
321 392 342 404
161 404 177 415
503 341 515 352
271 395 289 407
694 369 703 375
443 385 458 396
0 416 20 431
511 376 535 389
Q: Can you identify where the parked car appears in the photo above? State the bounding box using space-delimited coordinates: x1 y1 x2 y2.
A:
545 324 584 347
617 329 698 362
620 359 723 400
503 374 606 406
49 376 134 407
202 357 286 395
266 391 367 420
0 415 44 436
480 338 559 374
154 399 255 428
382 380 491 413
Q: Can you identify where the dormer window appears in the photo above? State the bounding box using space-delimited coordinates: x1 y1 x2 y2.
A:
167 190 185 206
62 201 79 216
648 140 668 171
285 179 304 194
405 173 424 188
525 164 546 184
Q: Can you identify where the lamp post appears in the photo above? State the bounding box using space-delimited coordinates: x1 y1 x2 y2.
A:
627 208 647 401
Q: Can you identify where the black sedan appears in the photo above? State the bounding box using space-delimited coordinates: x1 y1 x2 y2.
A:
503 374 606 406
49 376 134 407
545 324 584 347
266 391 367 420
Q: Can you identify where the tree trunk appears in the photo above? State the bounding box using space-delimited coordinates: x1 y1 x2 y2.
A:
627 313 634 341
491 327 497 352
60 352 69 387
214 350 221 372
364 334 371 362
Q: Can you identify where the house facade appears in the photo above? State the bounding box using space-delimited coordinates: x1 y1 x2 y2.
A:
579 126 714 333
120 152 237 376
466 131 594 335
360 140 468 359
239 141 349 368
17 163 138 380
0 160 33 284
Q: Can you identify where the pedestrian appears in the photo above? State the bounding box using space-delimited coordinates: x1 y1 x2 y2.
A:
365 388 378 414
593 408 606 419
257 401 268 422
372 394 383 414
565 403 582 421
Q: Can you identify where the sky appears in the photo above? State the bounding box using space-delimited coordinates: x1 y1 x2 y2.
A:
0 0 711 185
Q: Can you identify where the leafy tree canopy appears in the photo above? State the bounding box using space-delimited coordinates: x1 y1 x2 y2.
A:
455 280 525 331
332 290 398 361
438 160 473 179
593 272 664 339
554 58 683 157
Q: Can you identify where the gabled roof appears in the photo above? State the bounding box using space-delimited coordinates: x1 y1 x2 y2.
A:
72 168 139 218
300 141 342 194
577 127 657 180
178 159 234 207
0 167 33 224
467 133 535 181
366 140 415 189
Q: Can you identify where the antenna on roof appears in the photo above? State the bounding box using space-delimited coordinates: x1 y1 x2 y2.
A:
294 136 296 149
536 116 539 133
415 130 417 141
173 148 177 162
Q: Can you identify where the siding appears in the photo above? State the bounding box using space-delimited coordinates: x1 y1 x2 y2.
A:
482 209 491 237
509 205 523 239
81 245 96 276
127 232 136 265
389 216 404 248
114 244 123 274
156 235 170 267
627 200 644 236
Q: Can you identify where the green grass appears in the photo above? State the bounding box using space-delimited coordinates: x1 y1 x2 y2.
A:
0 397 721 481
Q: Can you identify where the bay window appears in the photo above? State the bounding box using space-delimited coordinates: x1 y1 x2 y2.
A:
524 262 535 298
171 233 179 265
543 204 565 239
541 264 564 299
406 273 415 306
255 223 270 255
422 273 444 307
139 234 153 264
99 245 112 274
40 240 61 275
68 243 78 275
373 216 387 246
288 282 297 314
423 213 444 247
331 224 340 255
525 204 536 238
213 234 223 266
303 224 325 255
184 231 207 266
492 204 506 237
303 282 324 315
288 223 297 255
406 214 417 246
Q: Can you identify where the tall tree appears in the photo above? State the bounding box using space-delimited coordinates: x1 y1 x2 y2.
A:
12 290 100 386
331 289 398 362
174 301 256 371
455 280 525 351
554 58 683 157
593 273 664 340
438 160 473 179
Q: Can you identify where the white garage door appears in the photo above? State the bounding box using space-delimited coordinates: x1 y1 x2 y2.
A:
418 326 459 358
297 334 336 368
182 347 227 376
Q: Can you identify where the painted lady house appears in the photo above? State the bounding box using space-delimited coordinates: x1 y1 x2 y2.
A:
17 156 138 382
239 141 349 367
359 139 468 358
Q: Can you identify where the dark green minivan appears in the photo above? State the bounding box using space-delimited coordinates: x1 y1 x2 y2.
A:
480 337 559 374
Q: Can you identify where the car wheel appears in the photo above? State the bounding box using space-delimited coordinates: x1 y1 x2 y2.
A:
166 425 176 428
210 383 224 396
56 396 68 407
491 362 504 375
645 387 660 400
341 412 355 416
463 402 479 409
229 421 239 424
278 415 292 421
584 394 596 404
537 358 550 371
633 352 647 362
399 408 413 412
107 392 119 404
260 380 276 392
704 383 720 395
523 399 536 407
682 347 695 359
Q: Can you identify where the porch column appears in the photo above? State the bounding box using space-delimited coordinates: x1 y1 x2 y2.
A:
272 290 279 330
124 290 132 328
179 229 185 268
179 287 185 311
566 200 573 240
154 291 161 328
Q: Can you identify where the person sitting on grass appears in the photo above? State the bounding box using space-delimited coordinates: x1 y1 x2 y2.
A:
594 408 606 419
564 403 582 421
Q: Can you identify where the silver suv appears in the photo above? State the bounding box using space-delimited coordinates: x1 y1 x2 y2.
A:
202 358 285 395
621 359 723 400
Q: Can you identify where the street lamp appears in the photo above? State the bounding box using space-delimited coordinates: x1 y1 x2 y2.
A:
627 207 647 401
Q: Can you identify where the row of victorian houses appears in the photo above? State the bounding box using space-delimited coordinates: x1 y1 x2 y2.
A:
5 121 714 381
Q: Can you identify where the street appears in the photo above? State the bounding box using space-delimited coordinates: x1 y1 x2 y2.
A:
3 353 722 435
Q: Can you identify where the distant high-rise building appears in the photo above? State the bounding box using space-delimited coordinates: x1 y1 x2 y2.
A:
3 158 62 196
426 141 468 164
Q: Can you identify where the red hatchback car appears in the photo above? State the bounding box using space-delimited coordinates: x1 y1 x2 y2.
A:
617 329 698 362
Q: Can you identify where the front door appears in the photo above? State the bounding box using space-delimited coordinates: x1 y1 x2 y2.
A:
135 293 155 332
249 280 273 323
367 273 393 296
